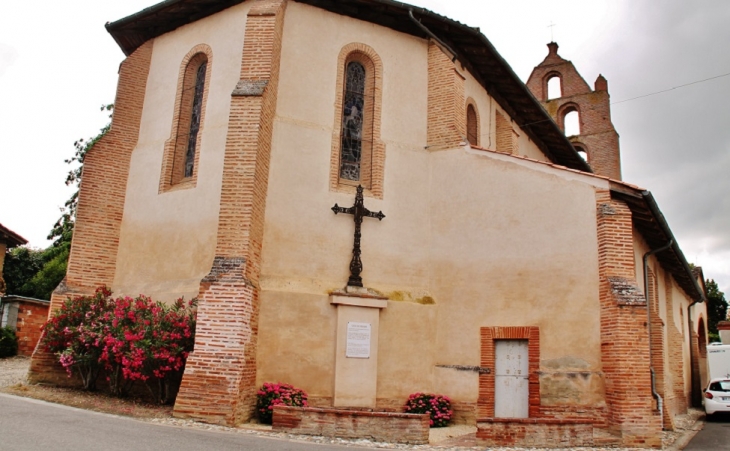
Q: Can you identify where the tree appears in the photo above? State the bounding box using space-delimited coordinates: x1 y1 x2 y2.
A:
705 278 728 335
2 105 113 300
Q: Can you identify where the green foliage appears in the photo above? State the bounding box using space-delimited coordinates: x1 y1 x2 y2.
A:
706 279 728 335
404 393 453 427
255 383 309 424
3 247 46 296
0 327 18 358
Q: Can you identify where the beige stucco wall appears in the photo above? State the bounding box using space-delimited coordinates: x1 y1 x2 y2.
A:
112 3 251 301
255 3 608 411
463 60 548 161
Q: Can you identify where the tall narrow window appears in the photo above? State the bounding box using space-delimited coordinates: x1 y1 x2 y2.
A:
547 75 561 100
466 103 479 146
340 61 369 181
330 44 383 198
184 62 207 178
564 109 580 136
159 45 212 193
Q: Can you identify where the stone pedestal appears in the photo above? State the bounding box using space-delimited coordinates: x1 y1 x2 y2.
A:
330 286 387 407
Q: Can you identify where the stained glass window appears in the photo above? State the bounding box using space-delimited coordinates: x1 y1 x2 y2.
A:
340 61 366 181
185 62 207 178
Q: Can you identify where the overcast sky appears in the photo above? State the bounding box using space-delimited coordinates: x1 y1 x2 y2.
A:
1 0 729 293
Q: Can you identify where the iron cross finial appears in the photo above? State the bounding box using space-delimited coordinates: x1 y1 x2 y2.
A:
331 185 385 287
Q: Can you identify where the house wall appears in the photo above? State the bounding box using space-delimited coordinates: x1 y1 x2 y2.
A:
112 2 252 301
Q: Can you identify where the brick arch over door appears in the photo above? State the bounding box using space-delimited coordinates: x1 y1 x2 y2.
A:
479 326 540 418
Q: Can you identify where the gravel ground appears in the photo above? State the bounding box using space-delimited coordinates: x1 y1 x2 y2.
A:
0 357 702 450
0 356 30 388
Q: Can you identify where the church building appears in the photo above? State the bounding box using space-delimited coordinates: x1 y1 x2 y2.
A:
29 0 708 447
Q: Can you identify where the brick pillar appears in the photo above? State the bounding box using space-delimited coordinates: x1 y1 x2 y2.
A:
28 41 154 384
173 0 287 426
595 190 661 448
427 41 465 150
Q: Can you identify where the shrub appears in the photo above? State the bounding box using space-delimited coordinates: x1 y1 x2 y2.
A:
404 393 453 427
41 286 196 402
255 382 308 424
0 326 18 358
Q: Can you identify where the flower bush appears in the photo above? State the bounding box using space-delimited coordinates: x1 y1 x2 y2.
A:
42 286 196 403
404 393 453 427
255 382 308 424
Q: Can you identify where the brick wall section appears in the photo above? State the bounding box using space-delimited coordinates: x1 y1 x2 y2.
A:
14 301 49 356
476 418 593 448
173 0 287 426
272 406 430 445
595 189 661 448
28 41 154 384
495 111 517 154
526 42 621 180
664 276 688 417
427 42 465 150
478 326 540 419
647 269 672 429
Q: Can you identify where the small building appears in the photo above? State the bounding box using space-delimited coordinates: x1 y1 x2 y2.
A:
0 296 50 356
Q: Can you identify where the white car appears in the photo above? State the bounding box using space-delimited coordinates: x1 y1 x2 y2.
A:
703 378 730 418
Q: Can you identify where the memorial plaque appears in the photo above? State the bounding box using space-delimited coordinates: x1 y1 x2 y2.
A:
346 322 371 358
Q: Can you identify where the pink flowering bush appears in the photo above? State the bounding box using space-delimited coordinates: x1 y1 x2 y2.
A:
255 382 308 424
42 286 196 403
404 393 453 427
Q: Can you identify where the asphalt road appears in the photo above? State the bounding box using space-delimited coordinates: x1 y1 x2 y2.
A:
684 414 730 450
0 394 353 451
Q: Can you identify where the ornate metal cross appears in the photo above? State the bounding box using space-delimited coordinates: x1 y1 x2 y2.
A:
331 185 385 287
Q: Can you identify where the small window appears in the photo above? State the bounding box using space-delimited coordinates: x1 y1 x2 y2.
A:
547 75 561 100
466 103 479 146
564 110 580 136
574 145 588 162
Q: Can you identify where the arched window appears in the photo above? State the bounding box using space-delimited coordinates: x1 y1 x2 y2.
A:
564 109 580 136
330 44 384 198
160 45 212 193
574 144 588 162
466 102 479 146
547 75 562 100
340 61 370 181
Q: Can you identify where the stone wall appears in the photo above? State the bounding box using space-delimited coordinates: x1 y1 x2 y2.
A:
14 300 49 356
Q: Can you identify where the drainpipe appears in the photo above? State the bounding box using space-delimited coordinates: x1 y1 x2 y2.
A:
643 239 673 418
408 9 459 62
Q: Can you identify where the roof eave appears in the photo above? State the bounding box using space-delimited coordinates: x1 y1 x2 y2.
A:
609 182 704 302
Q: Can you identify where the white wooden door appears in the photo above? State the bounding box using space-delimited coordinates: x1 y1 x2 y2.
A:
494 340 529 418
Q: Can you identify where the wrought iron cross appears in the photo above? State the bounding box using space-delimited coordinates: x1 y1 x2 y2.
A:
331 185 385 287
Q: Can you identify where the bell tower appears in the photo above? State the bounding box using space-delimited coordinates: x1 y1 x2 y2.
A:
526 42 621 180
